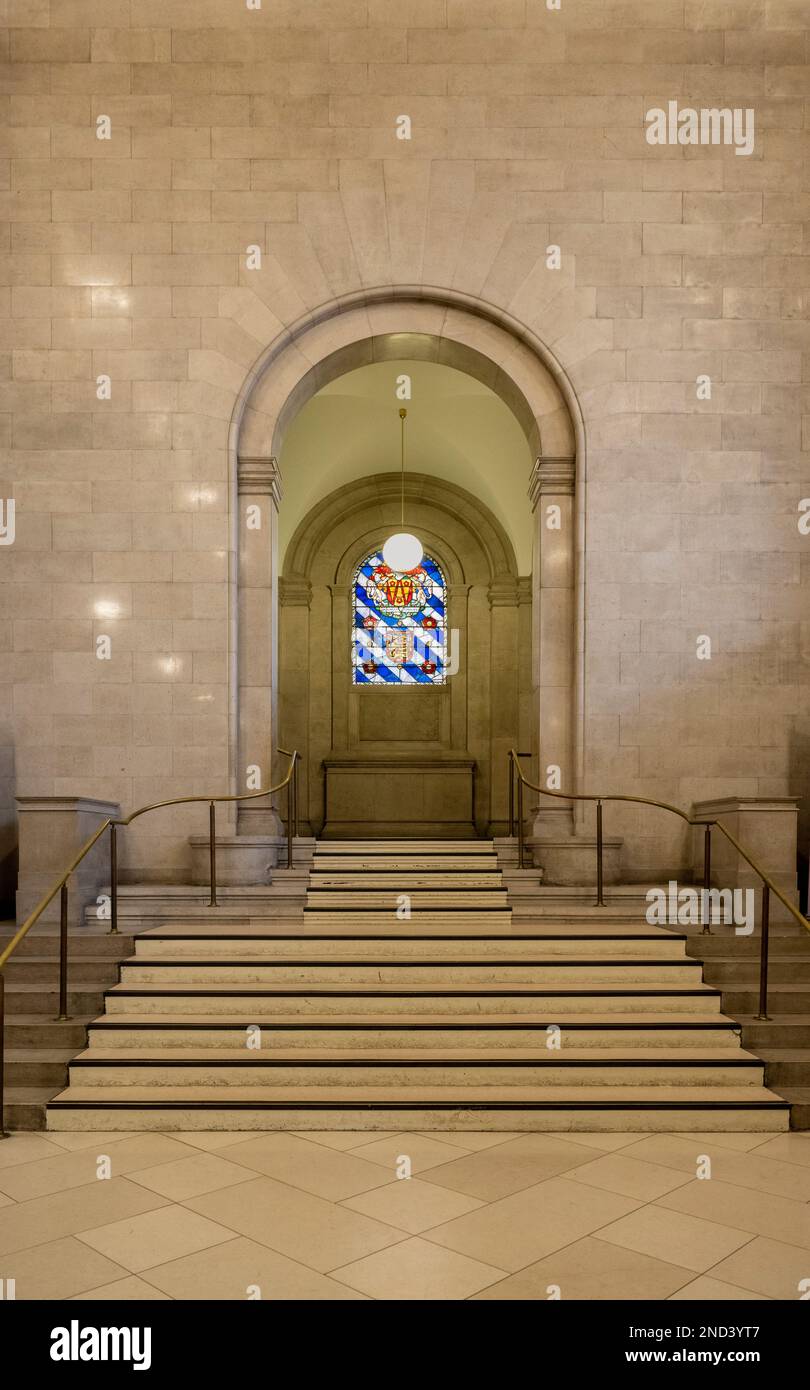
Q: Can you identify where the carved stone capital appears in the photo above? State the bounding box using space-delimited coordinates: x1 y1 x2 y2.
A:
528 456 576 508
238 456 282 508
280 574 313 608
488 574 521 608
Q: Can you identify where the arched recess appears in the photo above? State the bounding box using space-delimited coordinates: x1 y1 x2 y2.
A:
279 472 527 837
230 290 583 850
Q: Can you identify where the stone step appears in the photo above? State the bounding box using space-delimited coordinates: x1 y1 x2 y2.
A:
686 932 810 957
45 1083 790 1134
315 840 495 854
313 857 498 872
753 1050 810 1086
719 984 810 1014
134 931 690 960
3 983 107 1015
309 872 504 888
101 981 724 1017
66 1048 765 1089
3 1015 93 1049
0 931 134 958
3 1087 58 1131
701 957 810 984
2 956 131 984
4 1049 76 1087
118 959 705 986
302 910 512 928
770 1087 810 1129
738 1015 810 1048
87 1015 744 1050
304 891 510 909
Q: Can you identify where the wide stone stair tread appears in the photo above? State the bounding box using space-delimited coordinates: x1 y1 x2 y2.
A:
48 1083 787 1106
87 1009 736 1028
105 979 719 995
310 873 504 886
70 1045 761 1064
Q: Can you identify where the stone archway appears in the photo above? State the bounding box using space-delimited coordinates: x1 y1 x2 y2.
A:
229 290 583 854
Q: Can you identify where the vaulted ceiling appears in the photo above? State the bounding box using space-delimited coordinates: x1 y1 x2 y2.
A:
278 359 534 573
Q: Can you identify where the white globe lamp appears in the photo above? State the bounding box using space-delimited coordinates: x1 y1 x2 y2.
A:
382 531 423 572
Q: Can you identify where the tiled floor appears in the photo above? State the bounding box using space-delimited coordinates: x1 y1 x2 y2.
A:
1 1128 810 1300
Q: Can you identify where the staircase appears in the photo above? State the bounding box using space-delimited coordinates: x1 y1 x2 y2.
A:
44 840 790 1134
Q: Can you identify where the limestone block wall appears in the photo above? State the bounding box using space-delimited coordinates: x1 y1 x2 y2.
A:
1 0 809 889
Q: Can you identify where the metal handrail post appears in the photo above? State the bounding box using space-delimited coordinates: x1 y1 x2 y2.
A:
508 755 514 838
756 883 771 1021
702 822 712 935
517 775 525 870
109 821 119 935
57 883 69 1021
596 800 605 907
209 802 218 908
0 972 6 1138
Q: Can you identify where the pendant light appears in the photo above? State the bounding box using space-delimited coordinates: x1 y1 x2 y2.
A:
382 406 423 572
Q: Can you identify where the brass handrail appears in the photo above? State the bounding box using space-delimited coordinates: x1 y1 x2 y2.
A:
0 750 300 1135
507 748 809 1024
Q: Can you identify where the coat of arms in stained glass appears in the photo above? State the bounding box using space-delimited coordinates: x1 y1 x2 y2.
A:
353 550 446 685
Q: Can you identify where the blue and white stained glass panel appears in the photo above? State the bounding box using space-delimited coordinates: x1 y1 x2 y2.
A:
353 550 447 685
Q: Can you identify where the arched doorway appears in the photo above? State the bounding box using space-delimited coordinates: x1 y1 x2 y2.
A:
280 466 526 838
230 291 582 854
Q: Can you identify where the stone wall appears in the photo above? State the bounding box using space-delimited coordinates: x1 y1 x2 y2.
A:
1 0 808 889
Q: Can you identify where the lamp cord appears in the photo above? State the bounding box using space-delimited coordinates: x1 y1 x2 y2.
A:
399 407 406 528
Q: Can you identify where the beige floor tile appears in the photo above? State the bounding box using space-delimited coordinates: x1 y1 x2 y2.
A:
185 1175 404 1273
427 1175 639 1272
470 1234 694 1301
566 1153 694 1202
672 1131 780 1153
342 1177 485 1234
332 1235 505 1300
546 1131 643 1152
145 1235 368 1300
128 1152 258 1201
0 1178 170 1257
77 1204 235 1273
668 1275 770 1300
42 1131 147 1151
0 1192 13 1209
72 1273 172 1295
618 1134 810 1201
710 1235 810 1300
0 1134 192 1203
217 1133 391 1201
415 1131 519 1151
747 1133 810 1169
0 1134 66 1168
338 1132 472 1174
2 1235 127 1301
598 1204 753 1273
294 1130 398 1151
72 1276 172 1300
161 1131 262 1152
658 1179 810 1249
424 1134 596 1201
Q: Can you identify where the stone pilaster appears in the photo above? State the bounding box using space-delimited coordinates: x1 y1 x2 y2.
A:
236 456 284 836
529 456 576 841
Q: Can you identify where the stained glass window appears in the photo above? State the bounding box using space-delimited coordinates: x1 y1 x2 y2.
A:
353 550 447 685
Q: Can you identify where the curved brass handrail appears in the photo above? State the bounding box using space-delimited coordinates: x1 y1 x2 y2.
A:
508 748 809 938
0 750 300 971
